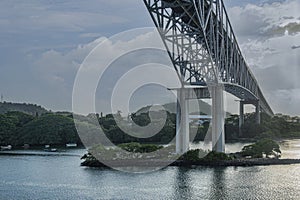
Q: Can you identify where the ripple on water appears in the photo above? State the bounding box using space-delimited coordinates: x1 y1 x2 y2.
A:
0 142 300 199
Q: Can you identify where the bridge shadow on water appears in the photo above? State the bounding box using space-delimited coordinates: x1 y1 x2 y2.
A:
208 168 228 200
172 167 228 200
172 167 193 200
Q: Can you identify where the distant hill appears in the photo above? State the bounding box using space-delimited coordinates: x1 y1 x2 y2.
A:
135 101 212 115
135 101 231 117
17 113 80 146
0 111 83 146
0 102 48 116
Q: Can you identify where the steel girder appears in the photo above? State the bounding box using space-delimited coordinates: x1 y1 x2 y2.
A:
143 0 273 116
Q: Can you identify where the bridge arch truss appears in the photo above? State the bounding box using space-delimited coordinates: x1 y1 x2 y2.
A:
143 0 273 116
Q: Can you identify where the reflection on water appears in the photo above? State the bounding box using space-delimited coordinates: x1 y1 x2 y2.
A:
209 168 227 200
0 140 300 199
280 139 300 159
173 167 193 199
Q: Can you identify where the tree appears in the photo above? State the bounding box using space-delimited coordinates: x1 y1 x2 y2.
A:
241 139 281 158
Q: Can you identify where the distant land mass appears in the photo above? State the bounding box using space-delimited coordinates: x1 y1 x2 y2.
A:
1 101 300 148
0 102 48 116
135 101 231 117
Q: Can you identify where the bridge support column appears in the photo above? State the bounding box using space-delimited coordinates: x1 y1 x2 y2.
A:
211 84 225 153
176 88 189 154
255 101 261 125
239 101 244 137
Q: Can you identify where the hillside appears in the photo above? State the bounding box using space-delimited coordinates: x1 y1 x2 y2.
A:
135 101 230 116
135 101 211 115
0 111 83 146
0 102 48 116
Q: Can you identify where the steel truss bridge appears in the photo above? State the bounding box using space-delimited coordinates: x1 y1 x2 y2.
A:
143 0 274 153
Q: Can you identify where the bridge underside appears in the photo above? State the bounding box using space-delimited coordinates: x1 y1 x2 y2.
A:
143 0 273 154
175 86 260 153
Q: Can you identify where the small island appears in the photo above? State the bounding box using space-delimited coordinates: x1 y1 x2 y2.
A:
1 102 300 168
81 139 300 168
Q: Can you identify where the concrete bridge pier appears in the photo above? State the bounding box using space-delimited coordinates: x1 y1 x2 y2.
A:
239 101 245 137
239 100 261 136
176 88 189 154
175 85 226 154
211 84 225 153
255 101 261 124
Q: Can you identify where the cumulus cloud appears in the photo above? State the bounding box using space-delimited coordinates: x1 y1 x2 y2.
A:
292 45 300 49
33 29 177 114
1 0 299 115
33 37 106 85
228 0 300 41
0 1 130 33
268 89 300 115
227 0 300 114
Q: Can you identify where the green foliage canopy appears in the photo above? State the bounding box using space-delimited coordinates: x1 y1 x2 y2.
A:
241 139 281 158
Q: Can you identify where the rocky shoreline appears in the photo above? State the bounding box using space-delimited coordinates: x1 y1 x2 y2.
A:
81 158 300 168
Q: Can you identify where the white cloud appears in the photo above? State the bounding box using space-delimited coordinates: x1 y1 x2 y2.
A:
1 0 299 115
0 0 153 111
227 0 300 115
79 33 102 38
228 0 300 41
268 89 300 115
241 33 300 70
33 37 107 84
0 1 129 33
32 29 177 114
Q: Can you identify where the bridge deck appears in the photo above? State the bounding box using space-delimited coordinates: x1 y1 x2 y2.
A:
144 0 273 116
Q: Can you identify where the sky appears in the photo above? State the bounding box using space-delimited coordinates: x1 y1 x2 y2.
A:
0 0 299 115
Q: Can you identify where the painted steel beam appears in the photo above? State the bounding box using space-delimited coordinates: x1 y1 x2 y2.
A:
143 0 273 116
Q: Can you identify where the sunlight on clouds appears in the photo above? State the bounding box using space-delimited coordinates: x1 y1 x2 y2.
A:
0 0 299 115
269 89 300 115
227 0 300 115
227 0 300 40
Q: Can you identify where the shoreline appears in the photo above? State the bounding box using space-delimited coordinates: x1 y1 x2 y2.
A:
0 150 83 157
81 158 300 168
2 150 300 168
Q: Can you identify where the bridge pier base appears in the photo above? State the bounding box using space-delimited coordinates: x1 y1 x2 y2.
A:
211 84 225 153
176 88 189 154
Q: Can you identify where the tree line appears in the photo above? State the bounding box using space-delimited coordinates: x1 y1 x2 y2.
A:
0 111 80 146
1 108 300 147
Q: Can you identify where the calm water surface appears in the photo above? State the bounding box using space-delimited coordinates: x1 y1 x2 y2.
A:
0 140 300 200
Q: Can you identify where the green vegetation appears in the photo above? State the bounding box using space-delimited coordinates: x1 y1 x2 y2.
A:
17 113 80 146
99 111 176 144
202 151 233 161
179 149 207 161
225 113 300 140
179 149 232 162
0 111 81 146
241 139 281 158
1 101 300 150
118 142 163 153
178 139 281 162
82 143 177 162
0 113 18 145
0 102 48 116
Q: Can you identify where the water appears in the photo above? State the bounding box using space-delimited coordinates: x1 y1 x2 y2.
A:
0 141 300 200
